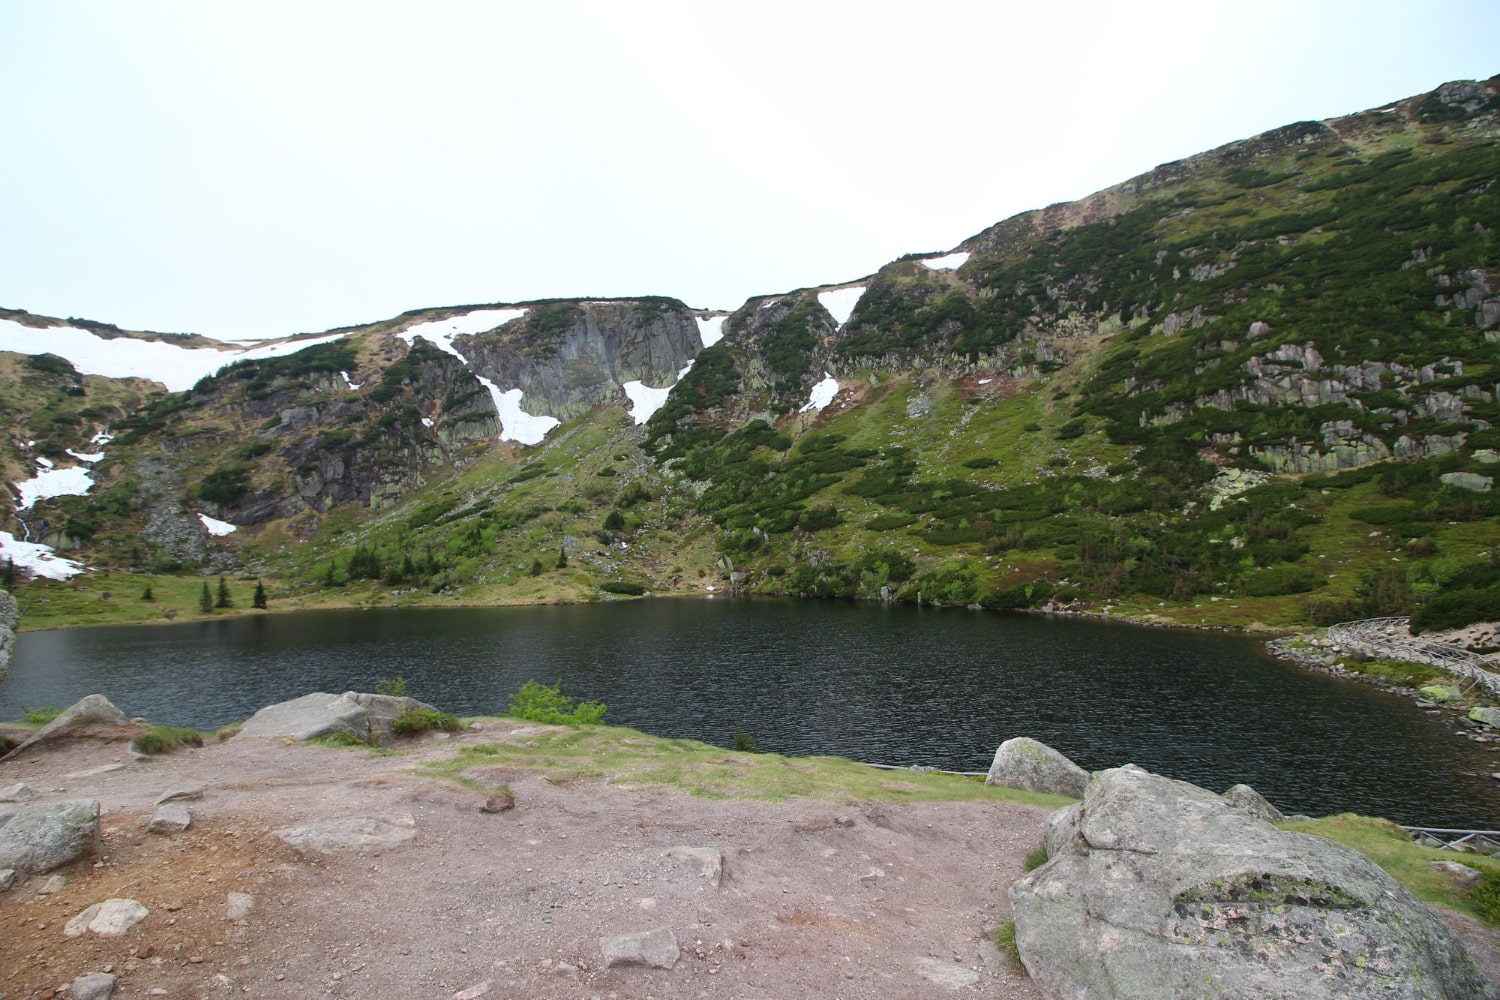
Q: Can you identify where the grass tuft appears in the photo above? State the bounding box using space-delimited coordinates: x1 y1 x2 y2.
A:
131 725 204 755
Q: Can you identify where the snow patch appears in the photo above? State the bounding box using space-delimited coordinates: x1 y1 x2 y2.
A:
491 385 560 445
0 318 351 392
696 315 726 348
14 465 94 511
622 362 695 425
977 378 992 385
398 309 529 353
35 456 54 470
340 370 363 390
198 513 238 536
921 252 971 271
421 417 434 428
799 373 840 413
0 531 87 580
816 286 865 329
65 449 105 463
760 300 778 310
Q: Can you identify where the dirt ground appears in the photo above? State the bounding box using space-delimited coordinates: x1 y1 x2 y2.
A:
0 724 1059 1000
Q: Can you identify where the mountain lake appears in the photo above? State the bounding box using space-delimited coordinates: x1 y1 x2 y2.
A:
3 596 1497 828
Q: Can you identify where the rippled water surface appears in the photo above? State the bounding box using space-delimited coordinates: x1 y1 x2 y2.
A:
4 598 1496 826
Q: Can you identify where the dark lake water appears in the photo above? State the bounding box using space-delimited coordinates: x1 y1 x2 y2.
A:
3 598 1497 827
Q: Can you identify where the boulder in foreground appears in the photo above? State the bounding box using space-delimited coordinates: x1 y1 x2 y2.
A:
985 736 1089 797
1010 765 1495 999
0 799 101 881
235 691 439 743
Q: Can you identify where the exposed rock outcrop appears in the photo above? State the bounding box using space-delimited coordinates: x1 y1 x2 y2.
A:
1010 764 1494 999
985 737 1090 797
460 300 704 422
0 587 16 683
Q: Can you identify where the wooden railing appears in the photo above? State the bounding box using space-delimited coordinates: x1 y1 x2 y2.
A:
1402 826 1500 855
1324 617 1500 698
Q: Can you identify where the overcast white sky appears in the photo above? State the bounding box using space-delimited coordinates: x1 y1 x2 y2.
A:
1 2 1495 341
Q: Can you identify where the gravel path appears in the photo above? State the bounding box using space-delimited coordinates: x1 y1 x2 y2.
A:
1 723 1053 999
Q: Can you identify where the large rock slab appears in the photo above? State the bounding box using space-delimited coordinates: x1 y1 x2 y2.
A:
272 815 417 853
64 898 149 937
0 799 100 880
1010 765 1495 999
985 737 1089 797
235 691 439 743
600 927 680 969
0 694 133 761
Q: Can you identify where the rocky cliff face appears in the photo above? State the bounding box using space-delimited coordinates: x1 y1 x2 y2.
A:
457 299 704 421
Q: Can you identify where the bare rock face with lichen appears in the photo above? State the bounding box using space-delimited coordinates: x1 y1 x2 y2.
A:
985 736 1090 797
1010 765 1495 999
0 588 16 683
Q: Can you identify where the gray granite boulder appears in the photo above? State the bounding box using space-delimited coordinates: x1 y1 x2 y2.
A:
70 972 118 1000
0 799 101 880
235 691 439 743
985 737 1089 797
0 694 132 761
1010 765 1494 999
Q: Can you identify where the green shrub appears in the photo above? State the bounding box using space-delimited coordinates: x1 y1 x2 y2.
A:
506 679 607 726
390 708 461 736
375 676 408 697
732 723 760 753
1471 869 1500 924
22 705 61 725
600 581 646 596
1023 846 1049 872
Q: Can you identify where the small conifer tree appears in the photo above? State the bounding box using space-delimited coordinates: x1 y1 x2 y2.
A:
530 558 543 577
3 557 14 588
199 581 213 613
252 580 267 609
141 581 155 601
215 575 233 609
556 547 568 569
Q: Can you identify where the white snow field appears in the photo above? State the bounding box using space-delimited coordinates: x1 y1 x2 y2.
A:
816 286 865 329
622 363 695 425
198 513 238 536
799 373 840 413
13 464 95 511
696 315 726 348
0 531 87 580
0 318 350 392
921 252 971 271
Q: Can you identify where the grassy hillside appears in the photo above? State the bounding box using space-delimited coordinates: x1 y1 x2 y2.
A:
6 76 1500 640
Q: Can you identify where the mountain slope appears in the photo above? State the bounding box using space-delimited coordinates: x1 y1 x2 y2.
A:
3 75 1498 636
